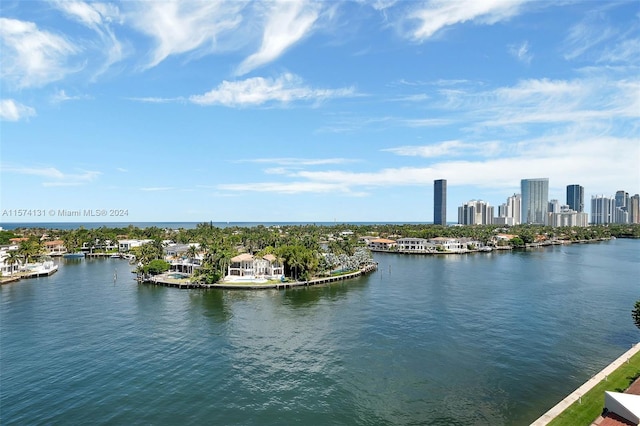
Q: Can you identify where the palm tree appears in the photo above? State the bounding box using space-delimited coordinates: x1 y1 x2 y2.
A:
5 251 21 276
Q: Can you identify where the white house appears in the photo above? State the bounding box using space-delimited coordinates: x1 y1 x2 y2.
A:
226 253 284 281
118 239 153 252
43 240 66 256
429 237 464 252
0 247 21 277
367 238 397 251
396 238 434 253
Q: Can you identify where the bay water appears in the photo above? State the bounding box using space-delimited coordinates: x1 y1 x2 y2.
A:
1 239 639 425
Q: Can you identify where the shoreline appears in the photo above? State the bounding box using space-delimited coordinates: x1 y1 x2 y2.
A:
530 342 640 425
140 263 378 290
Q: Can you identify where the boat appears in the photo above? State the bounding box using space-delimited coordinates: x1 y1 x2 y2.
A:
110 254 121 258
23 260 59 277
63 252 85 259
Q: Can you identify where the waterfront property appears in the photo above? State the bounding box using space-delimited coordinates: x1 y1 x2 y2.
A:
396 237 434 253
367 238 397 251
118 239 153 252
0 247 20 277
44 240 66 256
225 253 284 282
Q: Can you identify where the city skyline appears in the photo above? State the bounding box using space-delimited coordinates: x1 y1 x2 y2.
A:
1 1 639 222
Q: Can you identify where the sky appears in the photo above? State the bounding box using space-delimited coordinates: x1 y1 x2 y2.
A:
1 0 639 223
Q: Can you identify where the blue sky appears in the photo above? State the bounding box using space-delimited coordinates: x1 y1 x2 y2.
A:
1 0 639 223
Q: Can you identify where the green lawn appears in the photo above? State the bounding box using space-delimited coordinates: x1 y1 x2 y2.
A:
547 350 640 426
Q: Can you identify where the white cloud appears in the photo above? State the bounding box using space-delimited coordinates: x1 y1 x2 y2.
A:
408 0 529 41
0 17 80 88
51 89 90 103
563 14 616 61
236 0 320 76
384 140 501 158
402 118 452 127
597 37 640 65
189 73 355 107
240 157 358 166
218 181 353 195
140 187 174 191
0 99 36 121
509 40 532 64
52 0 124 77
1 165 100 186
126 1 243 69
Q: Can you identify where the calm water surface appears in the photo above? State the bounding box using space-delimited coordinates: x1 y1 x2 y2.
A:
1 239 639 425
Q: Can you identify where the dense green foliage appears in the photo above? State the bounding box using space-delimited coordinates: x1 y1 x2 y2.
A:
7 223 639 284
0 230 17 245
142 259 170 275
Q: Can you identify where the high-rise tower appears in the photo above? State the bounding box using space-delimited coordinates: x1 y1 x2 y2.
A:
566 184 584 213
521 178 549 224
434 179 447 225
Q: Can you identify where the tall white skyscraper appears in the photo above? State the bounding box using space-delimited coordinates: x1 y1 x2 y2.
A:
521 178 549 224
591 195 615 224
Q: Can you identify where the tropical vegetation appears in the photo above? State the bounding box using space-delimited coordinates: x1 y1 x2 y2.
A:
5 223 639 284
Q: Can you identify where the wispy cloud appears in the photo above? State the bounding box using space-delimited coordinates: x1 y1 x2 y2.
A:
0 17 80 88
127 96 185 104
51 89 90 104
0 99 36 121
509 40 532 64
140 187 174 191
238 157 358 166
1 165 100 186
236 0 321 76
224 132 637 194
52 0 124 77
189 73 355 107
563 12 616 61
126 1 243 70
597 37 640 65
383 140 501 158
218 181 353 195
407 0 530 41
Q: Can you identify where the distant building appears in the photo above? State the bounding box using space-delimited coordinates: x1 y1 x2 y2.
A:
118 239 153 252
367 238 397 251
547 206 589 227
614 190 630 223
396 238 433 253
497 193 521 226
458 200 494 225
615 190 629 209
548 199 561 214
521 178 549 224
591 195 615 224
566 184 584 213
434 179 447 225
630 194 640 224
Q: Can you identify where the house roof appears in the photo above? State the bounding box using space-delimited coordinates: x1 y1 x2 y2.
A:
370 238 396 244
231 253 254 262
44 240 64 246
263 254 277 262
